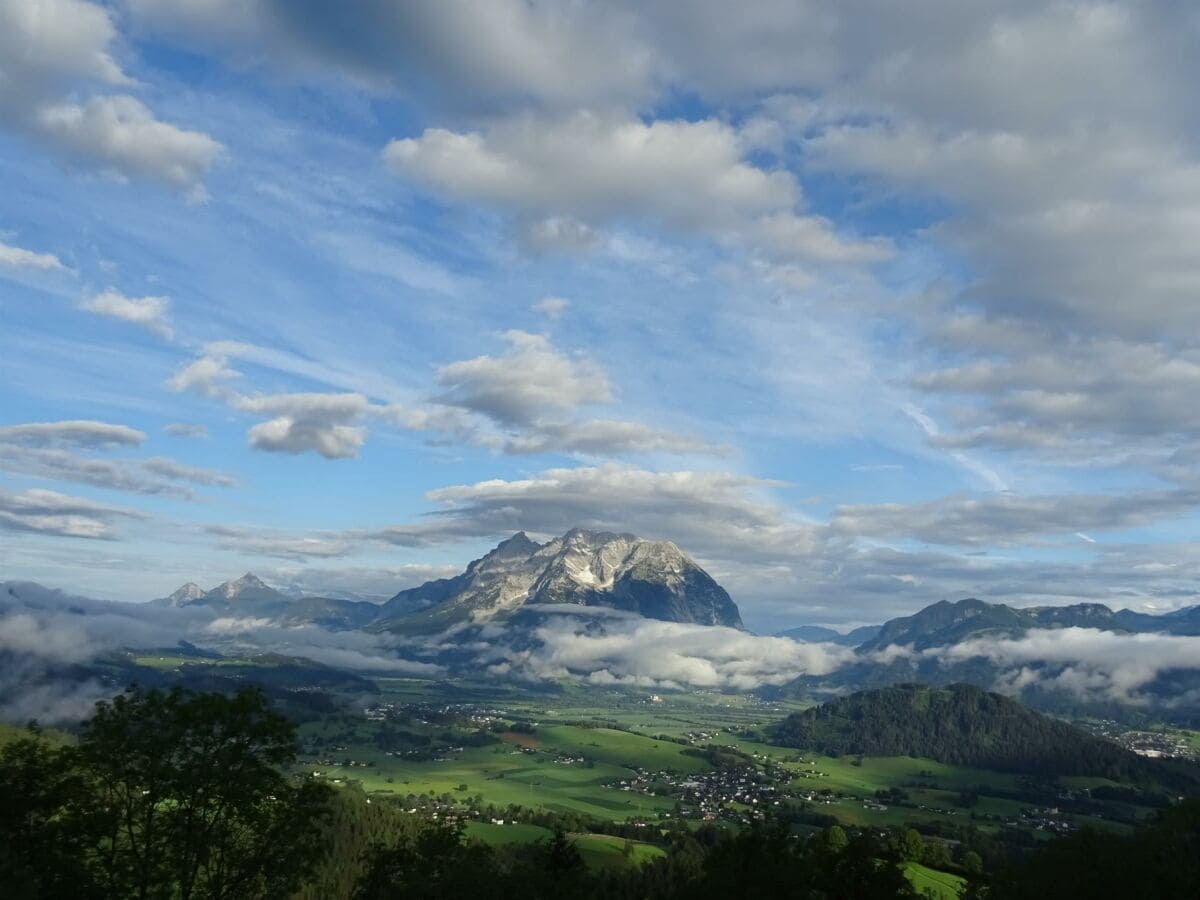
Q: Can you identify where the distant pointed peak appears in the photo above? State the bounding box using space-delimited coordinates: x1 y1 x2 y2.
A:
216 572 276 600
491 532 541 556
166 582 204 604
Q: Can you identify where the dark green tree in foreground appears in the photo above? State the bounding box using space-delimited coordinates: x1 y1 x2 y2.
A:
0 726 95 897
972 799 1200 900
0 687 333 899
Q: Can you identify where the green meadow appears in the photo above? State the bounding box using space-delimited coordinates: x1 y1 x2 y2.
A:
904 862 966 900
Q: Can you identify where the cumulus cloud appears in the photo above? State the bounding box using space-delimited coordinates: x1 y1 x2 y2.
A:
125 0 651 109
436 330 609 426
167 351 243 396
166 345 373 459
238 392 370 459
37 96 222 194
385 111 888 265
0 419 144 448
0 239 64 271
478 608 853 690
930 627 1200 706
0 0 220 191
427 332 719 456
80 288 173 338
0 488 141 539
168 333 716 459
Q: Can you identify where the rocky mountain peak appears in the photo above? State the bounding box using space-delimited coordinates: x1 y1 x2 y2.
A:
164 582 205 606
382 528 743 629
219 573 273 599
491 531 544 557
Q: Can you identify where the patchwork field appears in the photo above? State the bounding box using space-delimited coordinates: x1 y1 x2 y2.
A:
288 676 1164 845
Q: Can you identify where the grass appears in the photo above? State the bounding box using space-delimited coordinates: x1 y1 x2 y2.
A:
305 737 681 821
904 862 966 900
535 725 712 774
294 678 1167 838
572 833 666 869
463 823 665 870
464 822 553 845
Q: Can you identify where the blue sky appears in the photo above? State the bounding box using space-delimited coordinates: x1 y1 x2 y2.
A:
3 1 1200 631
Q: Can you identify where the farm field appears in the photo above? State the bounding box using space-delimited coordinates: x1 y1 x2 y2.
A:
904 862 966 900
465 822 666 869
291 676 1164 845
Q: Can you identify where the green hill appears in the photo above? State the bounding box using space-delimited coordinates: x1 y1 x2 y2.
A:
771 683 1193 784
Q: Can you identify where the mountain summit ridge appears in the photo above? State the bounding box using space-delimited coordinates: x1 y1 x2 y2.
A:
378 529 744 629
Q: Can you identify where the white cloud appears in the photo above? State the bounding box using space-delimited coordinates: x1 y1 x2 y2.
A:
485 608 853 690
0 240 64 271
38 96 222 194
80 288 173 338
167 352 242 396
436 330 609 426
237 392 370 459
141 456 236 487
533 295 569 318
931 627 1200 705
0 444 236 497
0 487 141 539
0 0 220 191
206 524 352 561
500 419 720 456
0 0 127 94
384 111 888 265
0 420 144 448
168 333 716 459
125 0 651 109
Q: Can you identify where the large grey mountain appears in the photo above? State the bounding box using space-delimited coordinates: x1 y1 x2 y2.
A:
376 529 744 630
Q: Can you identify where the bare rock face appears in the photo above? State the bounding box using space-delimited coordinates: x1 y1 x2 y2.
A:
379 528 744 629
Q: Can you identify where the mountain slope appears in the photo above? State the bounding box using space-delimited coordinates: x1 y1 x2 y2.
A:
377 529 743 630
856 599 1034 653
857 598 1200 653
779 624 881 646
771 683 1182 782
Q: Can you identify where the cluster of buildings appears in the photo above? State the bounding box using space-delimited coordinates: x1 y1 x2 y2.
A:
1077 720 1197 760
616 767 782 822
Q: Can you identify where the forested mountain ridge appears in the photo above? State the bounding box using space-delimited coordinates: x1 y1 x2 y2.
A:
771 683 1200 787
